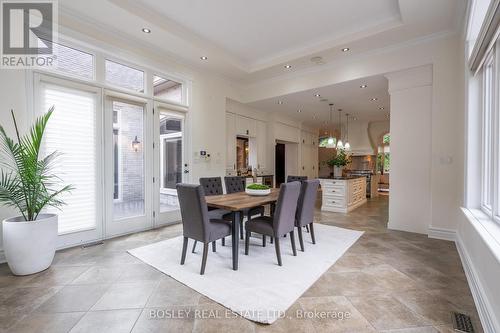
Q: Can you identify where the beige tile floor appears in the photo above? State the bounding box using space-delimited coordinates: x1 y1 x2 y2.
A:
0 196 482 333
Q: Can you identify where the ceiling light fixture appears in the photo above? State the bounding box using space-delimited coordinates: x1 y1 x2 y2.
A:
284 64 292 69
200 56 208 60
360 84 368 88
142 28 151 33
344 113 351 151
371 97 378 101
341 48 350 52
278 100 283 105
314 93 321 97
379 107 385 110
336 109 344 150
327 104 335 147
297 109 302 113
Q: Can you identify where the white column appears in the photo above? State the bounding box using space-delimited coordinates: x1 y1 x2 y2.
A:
385 65 433 234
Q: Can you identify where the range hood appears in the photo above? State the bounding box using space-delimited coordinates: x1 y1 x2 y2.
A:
346 121 375 156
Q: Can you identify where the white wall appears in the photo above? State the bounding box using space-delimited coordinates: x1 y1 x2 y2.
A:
386 66 433 234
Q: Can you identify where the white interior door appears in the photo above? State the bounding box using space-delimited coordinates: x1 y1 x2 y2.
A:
104 95 153 236
154 106 188 226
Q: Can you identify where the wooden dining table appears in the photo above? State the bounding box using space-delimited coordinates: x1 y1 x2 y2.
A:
205 188 280 270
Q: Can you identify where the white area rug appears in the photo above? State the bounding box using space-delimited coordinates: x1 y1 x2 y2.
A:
128 224 363 324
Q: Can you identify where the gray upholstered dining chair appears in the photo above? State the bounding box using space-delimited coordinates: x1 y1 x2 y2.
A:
244 181 301 266
224 176 265 240
192 177 232 252
177 184 232 275
287 175 307 182
295 179 320 251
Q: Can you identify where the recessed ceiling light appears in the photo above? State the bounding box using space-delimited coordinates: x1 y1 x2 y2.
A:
379 107 385 110
278 100 283 105
200 56 208 60
142 28 151 33
360 84 367 88
371 97 378 101
284 64 292 69
341 48 350 52
297 109 302 113
314 93 321 97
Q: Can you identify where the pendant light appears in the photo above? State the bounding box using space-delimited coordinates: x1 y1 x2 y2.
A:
327 104 335 147
336 108 344 149
344 113 351 151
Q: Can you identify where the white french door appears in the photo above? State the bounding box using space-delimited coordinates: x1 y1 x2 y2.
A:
154 106 189 226
35 75 189 247
35 74 105 248
104 95 153 236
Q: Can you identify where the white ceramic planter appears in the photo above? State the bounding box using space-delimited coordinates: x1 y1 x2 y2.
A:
2 214 57 275
333 166 343 178
245 188 271 196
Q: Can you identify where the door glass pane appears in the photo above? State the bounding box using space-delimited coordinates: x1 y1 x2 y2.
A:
153 75 183 104
112 101 145 220
41 82 97 233
159 112 183 212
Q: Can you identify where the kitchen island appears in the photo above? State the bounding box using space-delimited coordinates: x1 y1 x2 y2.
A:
319 177 367 213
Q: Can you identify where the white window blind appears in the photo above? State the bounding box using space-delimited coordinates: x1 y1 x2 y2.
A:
40 82 98 234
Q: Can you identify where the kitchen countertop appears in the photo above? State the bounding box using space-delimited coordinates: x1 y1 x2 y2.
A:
319 176 365 180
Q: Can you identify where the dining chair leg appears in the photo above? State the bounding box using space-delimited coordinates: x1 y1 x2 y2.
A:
200 243 209 275
270 236 273 244
305 225 310 233
222 237 225 246
240 214 244 240
290 231 297 256
180 237 188 264
309 223 316 244
192 240 197 253
245 231 250 255
297 226 305 252
212 241 216 252
262 235 266 247
274 237 282 266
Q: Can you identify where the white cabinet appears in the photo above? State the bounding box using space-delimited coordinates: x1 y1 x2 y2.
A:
235 115 257 137
301 131 319 179
319 177 367 213
256 120 267 170
226 113 236 171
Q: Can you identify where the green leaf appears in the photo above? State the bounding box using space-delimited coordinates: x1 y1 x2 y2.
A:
0 108 73 221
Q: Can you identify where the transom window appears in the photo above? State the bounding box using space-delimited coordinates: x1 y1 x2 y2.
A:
105 60 145 93
153 75 183 104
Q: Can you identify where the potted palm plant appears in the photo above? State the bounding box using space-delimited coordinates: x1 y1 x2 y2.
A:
326 149 351 178
0 108 72 275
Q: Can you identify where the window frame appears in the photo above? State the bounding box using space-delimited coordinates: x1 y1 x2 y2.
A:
480 51 495 215
479 39 500 223
493 39 500 224
159 111 185 196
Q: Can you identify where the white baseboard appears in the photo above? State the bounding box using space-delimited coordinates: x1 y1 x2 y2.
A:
427 226 456 241
456 234 500 333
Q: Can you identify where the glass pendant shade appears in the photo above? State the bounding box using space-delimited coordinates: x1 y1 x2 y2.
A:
327 137 334 145
344 141 351 151
336 140 343 149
